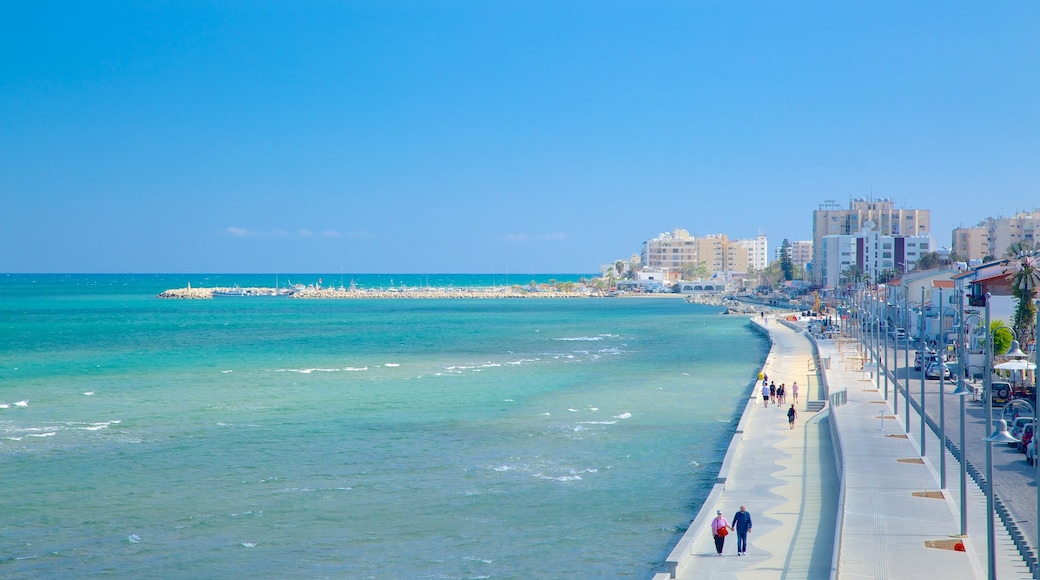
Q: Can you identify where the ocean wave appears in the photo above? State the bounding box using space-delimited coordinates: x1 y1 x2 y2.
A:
578 420 617 425
25 432 56 438
241 542 257 548
277 366 368 374
552 336 604 342
535 474 582 482
462 556 494 564
614 412 632 419
383 363 400 367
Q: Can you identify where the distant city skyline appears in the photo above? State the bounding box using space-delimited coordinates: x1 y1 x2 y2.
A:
2 2 1037 273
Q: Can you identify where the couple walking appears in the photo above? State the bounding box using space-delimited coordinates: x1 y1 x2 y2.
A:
711 506 753 556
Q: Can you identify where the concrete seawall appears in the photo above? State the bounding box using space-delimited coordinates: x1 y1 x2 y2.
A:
656 318 772 579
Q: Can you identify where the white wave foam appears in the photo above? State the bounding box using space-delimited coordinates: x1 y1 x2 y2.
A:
614 412 632 419
26 432 56 438
567 408 578 412
578 421 617 425
589 407 599 411
127 534 141 544
504 399 514 402
221 370 233 374
241 542 257 548
0 404 9 409
82 391 95 396
383 363 400 367
278 366 368 374
463 556 494 564
5 436 22 441
552 336 603 342
14 400 28 407
535 474 582 482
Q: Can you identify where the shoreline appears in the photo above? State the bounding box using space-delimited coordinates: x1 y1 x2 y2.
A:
156 285 767 304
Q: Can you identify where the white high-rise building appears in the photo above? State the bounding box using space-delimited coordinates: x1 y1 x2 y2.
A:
735 232 769 271
818 221 931 288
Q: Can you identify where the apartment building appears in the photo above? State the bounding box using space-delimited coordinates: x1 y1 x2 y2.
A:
812 198 930 285
951 225 988 261
641 229 757 278
818 221 931 288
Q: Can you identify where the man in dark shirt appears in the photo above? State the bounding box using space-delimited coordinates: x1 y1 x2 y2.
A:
732 506 753 555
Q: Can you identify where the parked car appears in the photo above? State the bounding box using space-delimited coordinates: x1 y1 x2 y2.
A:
991 381 1014 406
1019 424 1035 453
924 361 952 380
1010 417 1035 446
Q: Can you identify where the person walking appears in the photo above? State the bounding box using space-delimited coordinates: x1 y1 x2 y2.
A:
792 381 799 405
787 404 797 429
777 383 785 406
731 506 752 555
711 510 730 555
769 382 776 406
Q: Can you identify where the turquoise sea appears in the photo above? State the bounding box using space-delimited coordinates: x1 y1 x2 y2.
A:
0 274 768 579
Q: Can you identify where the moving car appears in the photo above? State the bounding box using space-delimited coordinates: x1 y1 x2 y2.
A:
924 361 952 380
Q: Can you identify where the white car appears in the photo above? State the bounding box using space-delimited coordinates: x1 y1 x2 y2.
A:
924 361 952 380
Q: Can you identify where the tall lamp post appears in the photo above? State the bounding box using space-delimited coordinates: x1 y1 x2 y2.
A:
983 292 1010 580
1035 298 1040 580
883 297 890 402
952 289 975 537
892 300 898 417
939 287 946 489
921 287 927 457
905 286 911 432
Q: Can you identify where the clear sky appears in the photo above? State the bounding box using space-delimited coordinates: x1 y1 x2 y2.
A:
2 1 1037 274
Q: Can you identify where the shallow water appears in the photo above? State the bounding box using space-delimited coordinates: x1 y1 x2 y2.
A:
0 275 767 578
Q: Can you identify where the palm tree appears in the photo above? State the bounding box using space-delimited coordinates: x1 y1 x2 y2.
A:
1003 242 1040 344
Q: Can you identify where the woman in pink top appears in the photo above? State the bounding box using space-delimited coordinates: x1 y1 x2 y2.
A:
711 510 731 555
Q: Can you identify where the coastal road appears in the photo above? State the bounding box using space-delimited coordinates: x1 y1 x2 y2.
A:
876 340 1039 554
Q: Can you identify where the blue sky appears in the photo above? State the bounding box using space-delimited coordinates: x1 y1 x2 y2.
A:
2 1 1037 273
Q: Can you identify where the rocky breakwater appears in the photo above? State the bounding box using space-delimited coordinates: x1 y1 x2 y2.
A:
157 287 214 299
684 292 759 314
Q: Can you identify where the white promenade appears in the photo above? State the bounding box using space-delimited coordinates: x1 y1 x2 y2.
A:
659 317 1031 579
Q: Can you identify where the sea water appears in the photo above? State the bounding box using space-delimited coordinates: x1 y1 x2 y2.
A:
0 275 768 579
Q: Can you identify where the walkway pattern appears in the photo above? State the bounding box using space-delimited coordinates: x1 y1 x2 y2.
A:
662 317 1030 579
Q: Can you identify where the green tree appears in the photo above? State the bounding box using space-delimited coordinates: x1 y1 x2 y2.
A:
839 265 864 288
779 239 794 281
876 269 896 284
991 320 1013 356
680 261 708 281
914 252 940 271
1003 243 1040 344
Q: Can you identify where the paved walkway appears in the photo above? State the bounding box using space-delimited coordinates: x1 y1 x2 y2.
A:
664 317 1031 579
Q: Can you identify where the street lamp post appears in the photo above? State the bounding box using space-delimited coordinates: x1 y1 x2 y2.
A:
939 287 946 489
1035 299 1040 580
905 286 911 432
921 287 927 457
984 292 998 580
884 299 890 402
892 300 898 417
952 289 974 538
